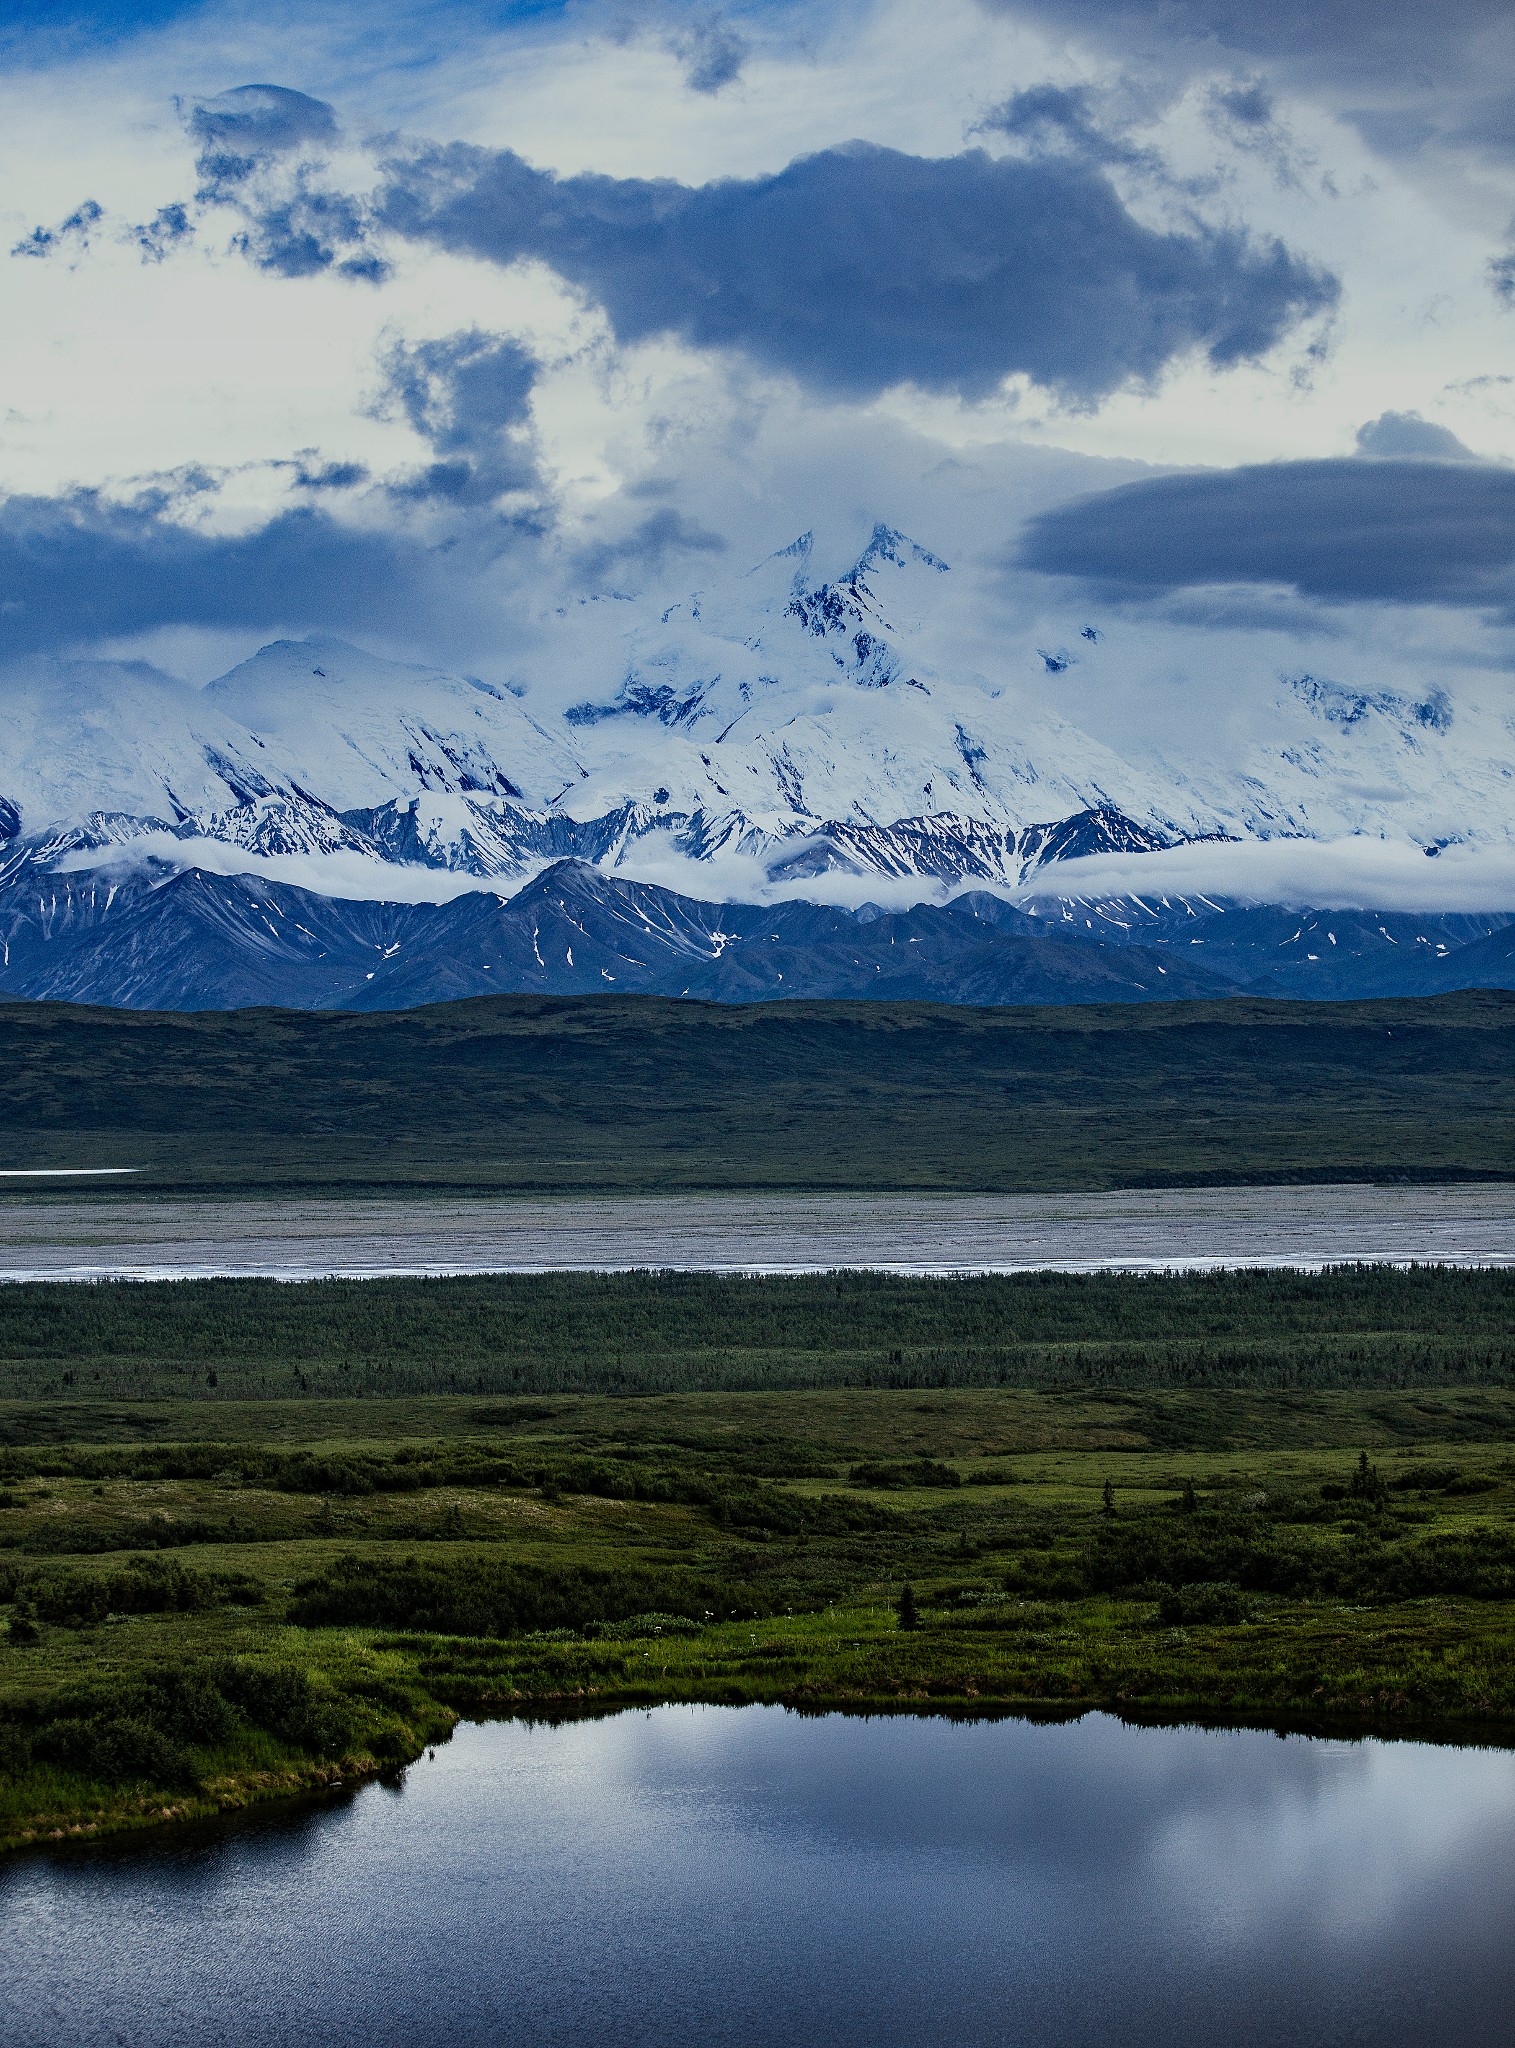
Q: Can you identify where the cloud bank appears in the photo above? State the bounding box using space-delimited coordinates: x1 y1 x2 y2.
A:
0 490 531 658
1018 834 1515 916
1019 458 1515 605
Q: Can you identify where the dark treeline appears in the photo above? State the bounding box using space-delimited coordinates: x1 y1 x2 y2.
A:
1 1266 1511 1400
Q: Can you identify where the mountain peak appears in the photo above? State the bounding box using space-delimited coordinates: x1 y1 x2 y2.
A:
850 524 949 582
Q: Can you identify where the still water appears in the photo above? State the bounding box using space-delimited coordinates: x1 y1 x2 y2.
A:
3 1708 1513 2047
1 1183 1513 1280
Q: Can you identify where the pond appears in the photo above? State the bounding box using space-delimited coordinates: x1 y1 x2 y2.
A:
3 1707 1513 2046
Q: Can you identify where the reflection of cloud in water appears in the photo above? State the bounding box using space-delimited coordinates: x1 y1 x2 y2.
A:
1149 1736 1515 1946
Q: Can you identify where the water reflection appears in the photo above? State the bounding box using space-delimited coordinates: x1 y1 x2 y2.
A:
3 1709 1513 2047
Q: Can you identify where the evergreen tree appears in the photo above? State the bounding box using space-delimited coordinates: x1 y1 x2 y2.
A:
897 1582 919 1631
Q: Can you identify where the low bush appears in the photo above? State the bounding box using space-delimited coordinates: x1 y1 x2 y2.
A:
289 1552 765 1637
1083 1510 1316 1596
24 1558 264 1627
1 1658 371 1790
1156 1581 1251 1626
849 1460 962 1490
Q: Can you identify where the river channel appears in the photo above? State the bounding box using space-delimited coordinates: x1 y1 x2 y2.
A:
1 1182 1512 1280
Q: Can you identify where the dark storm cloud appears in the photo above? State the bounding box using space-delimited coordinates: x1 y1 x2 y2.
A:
374 329 540 502
357 138 1335 402
980 2 1515 166
0 490 520 657
1018 458 1515 606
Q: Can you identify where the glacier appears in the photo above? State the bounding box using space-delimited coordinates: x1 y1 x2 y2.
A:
1 522 1512 1008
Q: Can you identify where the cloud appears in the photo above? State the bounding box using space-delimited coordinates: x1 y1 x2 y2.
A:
359 136 1334 403
1018 457 1515 605
11 199 103 260
186 82 390 282
14 196 194 268
980 1 1515 167
78 824 1515 921
0 488 528 659
189 84 339 188
131 201 195 263
670 13 749 94
372 328 540 502
1016 833 1515 915
55 833 505 907
289 455 370 491
1354 411 1477 460
976 84 1162 173
574 506 727 587
229 177 388 282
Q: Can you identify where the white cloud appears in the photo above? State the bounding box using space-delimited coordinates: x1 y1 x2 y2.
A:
53 832 515 904
1021 835 1515 914
1 0 1512 926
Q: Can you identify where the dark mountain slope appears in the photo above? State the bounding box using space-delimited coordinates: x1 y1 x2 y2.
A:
0 858 1509 1012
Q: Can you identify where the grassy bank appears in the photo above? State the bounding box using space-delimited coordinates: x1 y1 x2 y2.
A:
2 988 1512 1191
4 1364 1515 1853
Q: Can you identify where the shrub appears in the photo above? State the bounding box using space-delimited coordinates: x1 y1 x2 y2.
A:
1156 1581 1251 1626
1349 1528 1515 1600
25 1559 263 1627
1083 1511 1315 1596
34 1714 193 1787
290 1552 761 1638
849 1460 961 1490
4 1659 368 1790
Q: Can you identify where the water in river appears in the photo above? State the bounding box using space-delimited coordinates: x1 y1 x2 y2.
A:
3 1707 1513 2047
1 1182 1512 1280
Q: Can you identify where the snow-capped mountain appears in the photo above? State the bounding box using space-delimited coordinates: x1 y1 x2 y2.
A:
5 522 1513 891
1 521 1512 1008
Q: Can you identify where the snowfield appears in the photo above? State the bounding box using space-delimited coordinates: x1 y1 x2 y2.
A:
1 523 1512 1008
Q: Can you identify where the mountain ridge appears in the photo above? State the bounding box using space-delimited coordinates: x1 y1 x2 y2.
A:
0 854 1508 1013
2 520 1512 1008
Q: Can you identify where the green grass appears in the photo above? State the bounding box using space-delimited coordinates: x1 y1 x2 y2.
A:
4 1363 1515 1853
2 987 1511 1191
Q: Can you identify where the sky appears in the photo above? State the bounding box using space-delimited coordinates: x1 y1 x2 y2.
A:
1 0 1514 858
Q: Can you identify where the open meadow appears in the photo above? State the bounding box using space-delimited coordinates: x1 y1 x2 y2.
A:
2 1265 1513 1853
